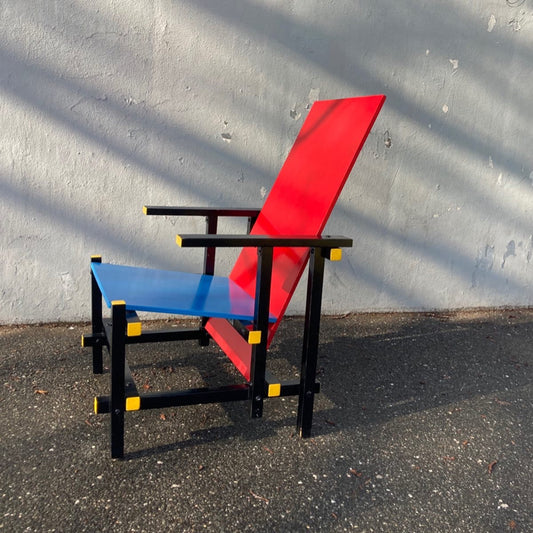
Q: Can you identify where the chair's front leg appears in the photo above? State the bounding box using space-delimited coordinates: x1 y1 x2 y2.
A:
110 301 127 459
297 247 325 437
249 246 273 419
90 256 104 374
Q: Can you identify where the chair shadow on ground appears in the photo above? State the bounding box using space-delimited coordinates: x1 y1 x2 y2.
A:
117 311 532 460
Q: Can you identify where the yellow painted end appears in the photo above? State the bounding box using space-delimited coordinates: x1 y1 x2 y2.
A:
268 383 281 397
127 321 142 337
111 300 126 306
94 397 99 414
91 255 102 260
126 396 141 411
81 335 85 348
248 330 262 345
328 248 342 261
143 205 148 215
176 235 183 247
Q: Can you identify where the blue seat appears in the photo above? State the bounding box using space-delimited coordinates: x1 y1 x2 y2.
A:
91 262 277 322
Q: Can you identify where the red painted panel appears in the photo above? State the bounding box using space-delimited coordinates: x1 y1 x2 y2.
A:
205 317 252 381
208 95 385 377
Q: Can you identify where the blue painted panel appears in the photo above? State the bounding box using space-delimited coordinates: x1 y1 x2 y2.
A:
91 263 276 323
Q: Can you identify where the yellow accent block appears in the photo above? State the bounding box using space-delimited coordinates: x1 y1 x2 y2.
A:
143 205 148 215
176 235 183 247
94 397 99 414
328 248 342 261
91 254 102 260
81 335 85 348
126 396 141 411
268 383 281 397
248 330 262 345
127 321 142 337
111 300 126 306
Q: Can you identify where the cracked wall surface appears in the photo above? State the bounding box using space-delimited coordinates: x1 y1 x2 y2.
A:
1 1 532 323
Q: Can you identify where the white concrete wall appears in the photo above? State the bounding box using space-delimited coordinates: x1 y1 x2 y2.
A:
1 1 532 324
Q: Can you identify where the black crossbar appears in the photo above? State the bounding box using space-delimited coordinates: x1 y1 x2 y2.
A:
95 384 250 413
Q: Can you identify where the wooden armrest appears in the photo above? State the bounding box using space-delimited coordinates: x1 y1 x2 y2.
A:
143 206 261 217
176 234 353 249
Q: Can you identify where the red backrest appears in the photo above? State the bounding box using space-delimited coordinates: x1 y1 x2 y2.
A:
232 95 385 328
206 95 386 379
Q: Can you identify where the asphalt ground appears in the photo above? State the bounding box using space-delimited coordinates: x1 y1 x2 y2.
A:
1 309 532 532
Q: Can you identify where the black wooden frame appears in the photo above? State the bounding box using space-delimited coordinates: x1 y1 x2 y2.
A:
83 207 351 458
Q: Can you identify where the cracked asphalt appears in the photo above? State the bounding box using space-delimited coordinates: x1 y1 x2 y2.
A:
1 309 532 532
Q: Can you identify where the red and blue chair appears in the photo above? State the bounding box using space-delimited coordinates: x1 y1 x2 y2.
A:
83 95 386 458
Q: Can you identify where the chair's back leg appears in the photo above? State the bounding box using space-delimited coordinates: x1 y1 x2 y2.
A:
199 215 218 346
297 247 326 437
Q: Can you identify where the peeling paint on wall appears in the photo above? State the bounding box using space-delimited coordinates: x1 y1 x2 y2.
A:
472 245 495 288
488 14 497 32
308 88 321 106
221 120 232 142
60 272 76 301
501 240 516 268
383 130 392 148
290 108 301 120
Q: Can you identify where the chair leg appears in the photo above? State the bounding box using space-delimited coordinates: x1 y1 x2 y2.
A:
110 301 127 459
249 246 273 419
199 317 211 346
297 248 325 438
90 256 104 374
199 214 217 346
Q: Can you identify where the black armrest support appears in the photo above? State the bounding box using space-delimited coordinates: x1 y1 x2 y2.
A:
176 234 353 249
145 206 263 280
